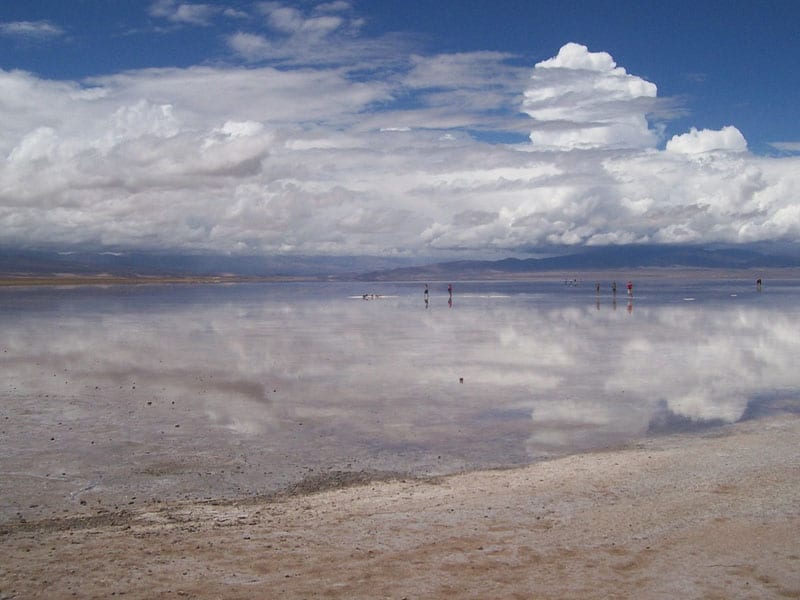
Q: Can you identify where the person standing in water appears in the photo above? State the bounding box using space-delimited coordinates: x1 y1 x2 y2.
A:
424 283 429 308
627 281 633 296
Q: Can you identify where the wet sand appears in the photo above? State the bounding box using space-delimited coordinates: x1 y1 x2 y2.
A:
2 415 799 599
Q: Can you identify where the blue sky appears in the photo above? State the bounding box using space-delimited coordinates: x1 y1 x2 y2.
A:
3 1 797 153
0 1 798 258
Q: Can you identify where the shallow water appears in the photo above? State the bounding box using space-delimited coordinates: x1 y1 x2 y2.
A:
1 278 799 519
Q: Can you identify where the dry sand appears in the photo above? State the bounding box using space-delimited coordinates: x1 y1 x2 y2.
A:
2 416 799 599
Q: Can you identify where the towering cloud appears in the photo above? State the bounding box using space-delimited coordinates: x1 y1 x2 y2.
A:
522 43 659 150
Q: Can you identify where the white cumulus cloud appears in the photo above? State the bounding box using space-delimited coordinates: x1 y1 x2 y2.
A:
666 125 748 154
0 38 798 257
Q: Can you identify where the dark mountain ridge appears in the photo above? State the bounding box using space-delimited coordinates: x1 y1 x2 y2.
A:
1 244 799 281
358 245 800 281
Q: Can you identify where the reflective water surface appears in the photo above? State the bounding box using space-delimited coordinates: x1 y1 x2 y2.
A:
2 279 799 518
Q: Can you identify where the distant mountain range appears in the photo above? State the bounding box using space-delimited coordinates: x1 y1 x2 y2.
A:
358 245 800 280
0 248 408 279
1 245 799 281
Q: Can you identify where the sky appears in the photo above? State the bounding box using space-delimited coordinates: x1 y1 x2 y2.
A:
0 0 798 260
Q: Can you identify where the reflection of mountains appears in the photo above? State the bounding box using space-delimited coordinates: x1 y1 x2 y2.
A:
4 286 799 458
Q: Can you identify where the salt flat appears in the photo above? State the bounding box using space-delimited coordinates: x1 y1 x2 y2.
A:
2 415 798 599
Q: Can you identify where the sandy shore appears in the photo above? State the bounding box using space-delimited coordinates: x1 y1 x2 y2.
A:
2 416 799 599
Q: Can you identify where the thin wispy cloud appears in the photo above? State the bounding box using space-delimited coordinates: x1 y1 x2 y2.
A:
149 0 220 26
0 20 64 40
226 1 409 71
769 142 800 153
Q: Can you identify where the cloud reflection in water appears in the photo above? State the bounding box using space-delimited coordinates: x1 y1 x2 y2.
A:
2 282 799 470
